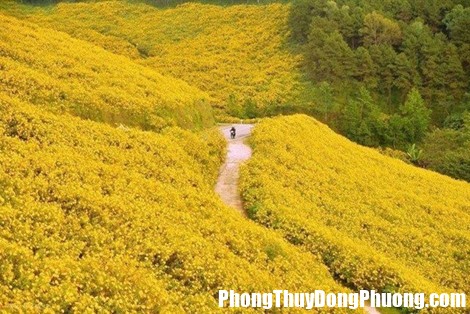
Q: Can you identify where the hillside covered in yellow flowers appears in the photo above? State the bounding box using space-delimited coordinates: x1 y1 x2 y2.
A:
0 95 360 313
0 12 214 131
1 0 470 312
241 115 470 304
0 0 306 115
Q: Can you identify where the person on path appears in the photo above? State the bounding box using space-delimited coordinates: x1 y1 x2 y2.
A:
230 126 236 139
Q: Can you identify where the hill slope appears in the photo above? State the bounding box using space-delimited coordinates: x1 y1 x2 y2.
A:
0 13 214 131
0 1 305 113
241 115 470 304
0 95 356 313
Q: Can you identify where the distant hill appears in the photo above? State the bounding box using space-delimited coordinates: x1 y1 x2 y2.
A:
0 13 214 131
0 1 306 115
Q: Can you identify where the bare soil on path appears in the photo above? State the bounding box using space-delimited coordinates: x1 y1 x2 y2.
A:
215 124 253 216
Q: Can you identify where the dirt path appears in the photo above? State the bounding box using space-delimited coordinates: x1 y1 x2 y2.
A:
214 123 381 314
215 124 254 215
365 304 381 314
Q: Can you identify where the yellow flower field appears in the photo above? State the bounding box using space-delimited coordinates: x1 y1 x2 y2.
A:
1 1 468 312
0 13 214 131
0 95 355 313
0 1 306 111
240 115 470 312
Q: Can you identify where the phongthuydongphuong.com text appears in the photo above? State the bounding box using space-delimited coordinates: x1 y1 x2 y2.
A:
218 289 467 310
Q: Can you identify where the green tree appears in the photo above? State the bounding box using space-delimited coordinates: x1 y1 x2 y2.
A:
443 43 467 101
444 5 470 45
369 44 397 106
354 47 377 88
393 52 419 101
309 16 339 35
421 113 470 181
243 98 259 119
306 29 355 82
289 0 329 44
383 0 413 22
348 6 365 48
399 88 431 143
327 3 361 47
361 11 402 46
458 43 470 73
446 4 470 72
227 94 243 118
410 0 453 30
315 81 337 122
385 113 407 147
340 87 382 146
402 21 431 69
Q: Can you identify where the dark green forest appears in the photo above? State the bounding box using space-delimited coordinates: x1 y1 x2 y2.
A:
289 0 470 181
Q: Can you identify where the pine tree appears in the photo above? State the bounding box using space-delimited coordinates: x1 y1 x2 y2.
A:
443 44 467 102
316 81 336 122
402 21 432 75
340 86 382 146
349 6 365 48
393 53 419 101
384 0 412 22
306 29 355 82
354 47 377 89
305 27 329 80
361 11 402 47
420 34 447 103
399 88 431 143
369 44 397 106
289 0 329 44
444 5 470 45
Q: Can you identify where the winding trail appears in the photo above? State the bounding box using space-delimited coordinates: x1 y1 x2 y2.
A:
215 124 254 216
214 123 380 314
